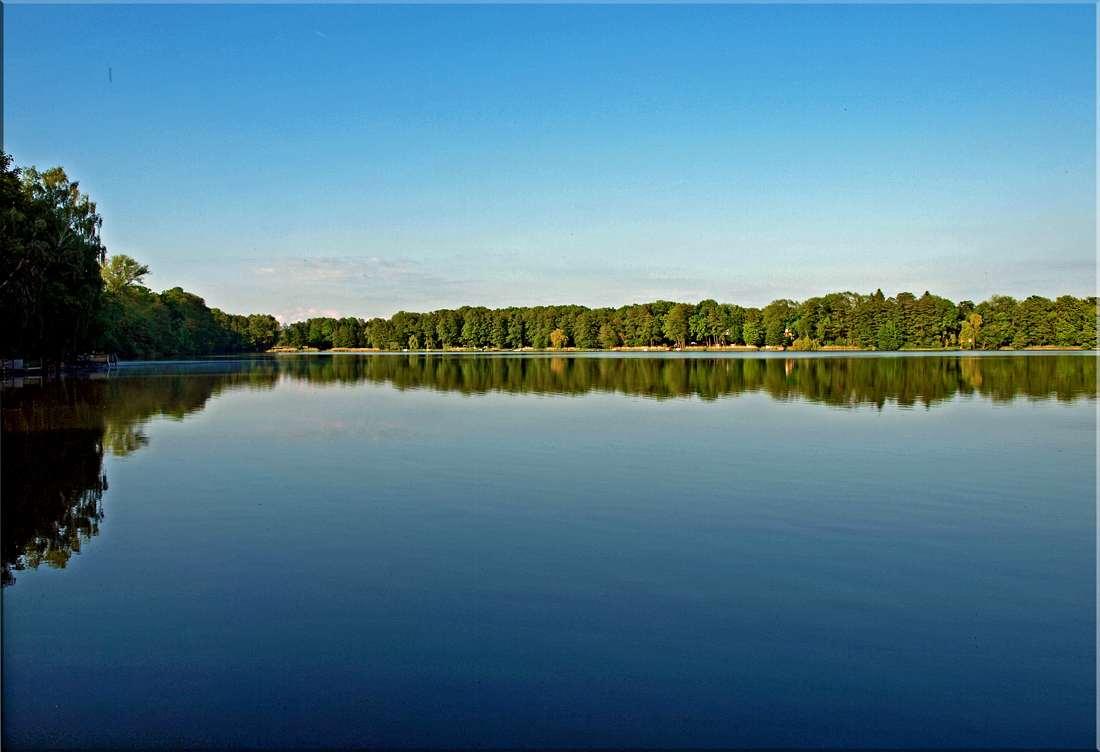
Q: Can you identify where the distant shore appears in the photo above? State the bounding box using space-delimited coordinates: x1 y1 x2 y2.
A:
268 344 1089 354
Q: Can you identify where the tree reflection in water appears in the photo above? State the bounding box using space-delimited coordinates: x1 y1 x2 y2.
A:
2 353 1093 586
276 352 1096 408
1 369 277 586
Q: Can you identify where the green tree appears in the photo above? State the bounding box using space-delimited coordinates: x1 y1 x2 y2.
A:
527 308 557 349
662 303 692 348
573 310 598 349
160 287 232 355
973 295 1018 350
1 155 107 362
414 314 433 349
959 313 983 350
741 319 764 347
762 300 795 347
390 312 418 347
1014 296 1054 348
1054 295 1097 348
101 255 150 294
598 322 620 350
690 299 725 347
280 321 308 349
719 304 744 345
506 310 526 348
461 308 489 348
306 318 334 350
366 318 397 350
436 310 460 348
247 314 281 351
489 311 509 349
621 305 645 347
332 324 357 349
875 320 902 351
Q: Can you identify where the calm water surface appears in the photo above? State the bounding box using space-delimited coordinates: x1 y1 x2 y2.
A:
2 352 1095 748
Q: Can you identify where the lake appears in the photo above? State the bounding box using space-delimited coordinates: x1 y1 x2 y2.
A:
2 352 1095 748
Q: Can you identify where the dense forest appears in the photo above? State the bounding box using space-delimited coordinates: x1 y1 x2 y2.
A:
1 152 1096 361
1 153 278 361
97 255 280 358
1 153 106 362
281 291 1096 353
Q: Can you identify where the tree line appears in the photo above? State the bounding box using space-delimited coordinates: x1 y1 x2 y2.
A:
97 254 280 358
1 153 279 361
283 290 1096 353
2 152 1095 361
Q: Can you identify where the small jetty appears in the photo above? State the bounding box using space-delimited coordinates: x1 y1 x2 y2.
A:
2 354 118 382
73 353 119 370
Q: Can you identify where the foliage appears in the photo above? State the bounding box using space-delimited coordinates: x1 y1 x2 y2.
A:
662 303 692 348
101 254 149 293
97 270 278 359
1 156 275 361
214 310 281 352
281 291 1097 354
599 322 620 350
959 313 983 350
876 320 902 351
1 153 107 361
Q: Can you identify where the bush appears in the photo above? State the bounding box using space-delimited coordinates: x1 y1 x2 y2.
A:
876 321 903 351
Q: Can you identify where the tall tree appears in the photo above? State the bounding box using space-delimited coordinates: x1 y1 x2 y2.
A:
663 303 692 348
1 155 107 361
436 310 460 348
598 322 620 350
506 309 526 348
573 310 598 349
101 255 150 294
762 300 794 347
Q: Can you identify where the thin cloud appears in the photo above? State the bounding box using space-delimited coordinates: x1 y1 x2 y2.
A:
276 306 343 324
237 256 471 319
251 257 430 285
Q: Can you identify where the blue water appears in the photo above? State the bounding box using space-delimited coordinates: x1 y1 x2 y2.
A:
2 353 1095 748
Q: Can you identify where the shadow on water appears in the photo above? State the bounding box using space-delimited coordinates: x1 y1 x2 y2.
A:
1 353 1093 587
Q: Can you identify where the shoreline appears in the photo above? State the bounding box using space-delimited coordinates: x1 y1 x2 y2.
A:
268 345 1092 354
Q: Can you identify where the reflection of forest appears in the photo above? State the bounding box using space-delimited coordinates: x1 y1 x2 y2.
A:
3 354 1093 586
1 370 277 586
277 353 1097 406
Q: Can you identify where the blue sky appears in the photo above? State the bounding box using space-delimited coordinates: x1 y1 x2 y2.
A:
5 4 1095 321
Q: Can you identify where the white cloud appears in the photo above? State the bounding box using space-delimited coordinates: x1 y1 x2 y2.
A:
647 272 693 282
251 256 430 285
277 306 343 324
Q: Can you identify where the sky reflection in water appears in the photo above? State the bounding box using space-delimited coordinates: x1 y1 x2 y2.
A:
2 353 1095 748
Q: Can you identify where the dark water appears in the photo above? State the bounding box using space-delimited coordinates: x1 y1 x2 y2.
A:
2 353 1095 748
